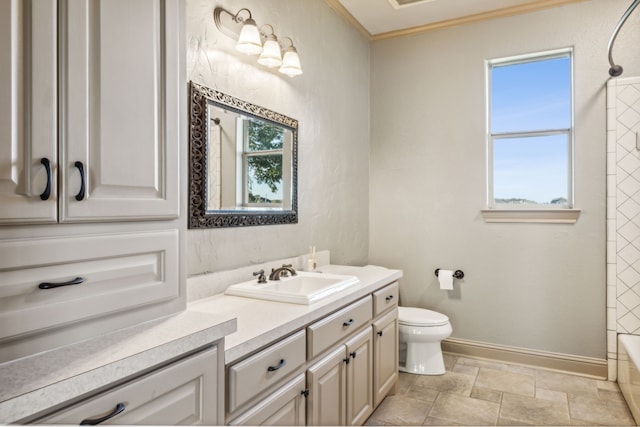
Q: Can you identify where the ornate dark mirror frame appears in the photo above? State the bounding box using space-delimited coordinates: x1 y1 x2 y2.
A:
188 82 298 228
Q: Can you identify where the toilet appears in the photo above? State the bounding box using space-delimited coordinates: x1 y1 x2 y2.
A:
398 306 452 375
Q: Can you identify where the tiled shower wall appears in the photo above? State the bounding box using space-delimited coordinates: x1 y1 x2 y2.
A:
607 76 640 380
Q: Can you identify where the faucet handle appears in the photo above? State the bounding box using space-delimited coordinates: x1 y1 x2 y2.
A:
253 269 267 284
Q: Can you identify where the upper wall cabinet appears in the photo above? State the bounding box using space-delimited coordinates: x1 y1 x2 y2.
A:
0 0 180 225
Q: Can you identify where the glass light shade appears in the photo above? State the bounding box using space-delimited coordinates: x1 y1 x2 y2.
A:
257 36 282 68
279 46 303 77
235 18 262 55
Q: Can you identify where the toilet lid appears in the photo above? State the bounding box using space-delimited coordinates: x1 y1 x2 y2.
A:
398 306 449 326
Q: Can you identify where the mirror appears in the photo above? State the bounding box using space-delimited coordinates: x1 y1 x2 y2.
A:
189 82 298 228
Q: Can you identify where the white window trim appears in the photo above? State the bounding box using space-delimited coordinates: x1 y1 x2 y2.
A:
483 47 580 224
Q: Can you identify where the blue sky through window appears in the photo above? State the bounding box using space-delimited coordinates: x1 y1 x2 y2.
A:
490 54 571 205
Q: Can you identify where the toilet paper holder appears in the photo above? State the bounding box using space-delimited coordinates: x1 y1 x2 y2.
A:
434 269 464 279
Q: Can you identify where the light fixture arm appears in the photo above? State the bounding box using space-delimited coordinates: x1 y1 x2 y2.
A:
279 36 295 49
213 7 254 38
259 24 276 39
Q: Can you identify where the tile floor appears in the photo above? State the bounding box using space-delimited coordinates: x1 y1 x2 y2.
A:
366 353 636 426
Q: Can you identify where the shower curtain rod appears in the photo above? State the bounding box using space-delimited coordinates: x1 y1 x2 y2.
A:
608 0 640 77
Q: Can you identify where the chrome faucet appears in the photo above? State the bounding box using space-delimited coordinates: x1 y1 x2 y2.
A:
268 264 298 281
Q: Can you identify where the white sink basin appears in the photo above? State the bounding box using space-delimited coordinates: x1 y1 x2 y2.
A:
224 272 360 305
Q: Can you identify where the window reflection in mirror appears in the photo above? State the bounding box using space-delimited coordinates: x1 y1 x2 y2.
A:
207 110 292 211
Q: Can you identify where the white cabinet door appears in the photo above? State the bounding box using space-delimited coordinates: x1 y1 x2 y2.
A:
306 346 347 426
0 0 57 224
345 328 374 426
60 0 180 222
373 309 398 407
228 374 306 426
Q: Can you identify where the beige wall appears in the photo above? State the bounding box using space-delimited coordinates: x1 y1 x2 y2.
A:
186 0 370 274
369 0 640 359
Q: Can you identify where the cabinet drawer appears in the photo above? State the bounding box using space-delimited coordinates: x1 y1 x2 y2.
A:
37 346 219 425
228 330 306 414
307 296 372 359
0 230 179 341
373 282 399 317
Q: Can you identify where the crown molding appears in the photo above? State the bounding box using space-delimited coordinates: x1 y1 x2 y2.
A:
325 0 587 42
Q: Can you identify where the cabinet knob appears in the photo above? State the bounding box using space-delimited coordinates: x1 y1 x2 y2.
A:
350 351 357 359
40 158 52 201
301 389 310 398
377 331 383 337
80 402 126 425
343 318 355 327
385 295 394 302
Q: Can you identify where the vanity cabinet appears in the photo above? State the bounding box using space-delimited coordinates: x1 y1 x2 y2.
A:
34 346 222 425
226 282 399 426
0 0 184 362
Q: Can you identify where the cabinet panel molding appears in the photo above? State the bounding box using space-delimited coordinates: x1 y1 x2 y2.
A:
0 0 57 224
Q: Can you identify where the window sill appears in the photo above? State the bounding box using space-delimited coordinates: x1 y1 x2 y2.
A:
481 209 581 224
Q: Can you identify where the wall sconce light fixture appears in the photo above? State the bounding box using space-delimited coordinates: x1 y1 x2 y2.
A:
213 6 303 77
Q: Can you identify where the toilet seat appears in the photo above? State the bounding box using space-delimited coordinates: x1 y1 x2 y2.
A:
399 306 449 327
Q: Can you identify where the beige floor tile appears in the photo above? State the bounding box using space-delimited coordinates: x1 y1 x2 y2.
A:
369 395 430 426
475 367 535 397
535 388 568 404
423 415 462 426
406 382 440 403
568 393 636 425
500 392 571 425
508 364 537 376
396 371 417 394
412 370 476 396
471 386 503 404
367 356 635 427
535 370 599 398
597 379 621 392
452 363 479 377
429 392 500 425
443 353 458 370
497 416 533 425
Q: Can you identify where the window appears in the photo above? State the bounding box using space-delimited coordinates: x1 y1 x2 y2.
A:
486 49 573 212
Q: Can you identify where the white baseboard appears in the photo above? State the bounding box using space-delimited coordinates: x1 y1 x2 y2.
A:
442 337 608 379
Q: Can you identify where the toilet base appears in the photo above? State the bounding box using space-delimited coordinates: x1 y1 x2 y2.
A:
399 341 446 375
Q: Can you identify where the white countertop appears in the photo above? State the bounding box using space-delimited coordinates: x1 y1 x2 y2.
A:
188 264 402 365
0 263 401 423
0 310 236 424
